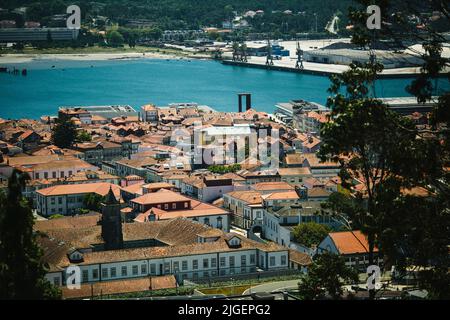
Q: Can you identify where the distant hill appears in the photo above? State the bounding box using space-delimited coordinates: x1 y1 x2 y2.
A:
2 0 355 32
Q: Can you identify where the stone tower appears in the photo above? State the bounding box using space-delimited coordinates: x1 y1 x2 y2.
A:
101 187 123 250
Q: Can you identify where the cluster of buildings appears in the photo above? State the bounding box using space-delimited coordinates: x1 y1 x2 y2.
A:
0 99 389 297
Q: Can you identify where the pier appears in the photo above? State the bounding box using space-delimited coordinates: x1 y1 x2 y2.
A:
221 58 447 79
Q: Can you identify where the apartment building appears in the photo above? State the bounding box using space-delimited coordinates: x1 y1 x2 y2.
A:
130 189 231 231
36 182 121 216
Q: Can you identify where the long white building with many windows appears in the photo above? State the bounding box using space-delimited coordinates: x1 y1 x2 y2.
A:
36 191 309 289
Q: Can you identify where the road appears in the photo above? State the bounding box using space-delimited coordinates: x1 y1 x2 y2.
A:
242 279 300 295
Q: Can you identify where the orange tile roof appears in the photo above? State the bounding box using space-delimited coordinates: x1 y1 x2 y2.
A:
131 189 190 205
37 182 121 199
277 167 312 176
225 190 262 204
289 249 313 266
61 275 177 299
263 190 299 201
253 181 295 191
121 182 145 195
328 230 378 255
142 182 174 190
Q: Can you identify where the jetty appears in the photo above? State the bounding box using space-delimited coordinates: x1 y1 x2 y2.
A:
221 57 446 79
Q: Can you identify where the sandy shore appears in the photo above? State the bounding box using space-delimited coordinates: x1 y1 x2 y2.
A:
0 51 191 64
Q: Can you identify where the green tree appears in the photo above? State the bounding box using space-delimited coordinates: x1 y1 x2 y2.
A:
77 130 92 142
321 0 450 300
298 252 358 300
0 170 61 299
51 113 77 148
319 61 426 299
292 222 331 248
106 30 124 47
83 193 104 212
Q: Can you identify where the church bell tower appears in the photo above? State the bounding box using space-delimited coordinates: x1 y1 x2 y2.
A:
101 187 123 250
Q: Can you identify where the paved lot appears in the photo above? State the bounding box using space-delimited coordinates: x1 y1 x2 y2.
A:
242 279 300 295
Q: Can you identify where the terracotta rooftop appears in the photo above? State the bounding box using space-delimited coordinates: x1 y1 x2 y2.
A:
277 167 312 176
285 153 304 165
36 182 121 199
328 230 379 255
307 187 331 198
131 189 189 205
253 181 295 191
289 249 313 266
225 190 262 204
35 213 101 231
262 190 300 201
36 218 285 271
121 182 145 195
61 275 177 299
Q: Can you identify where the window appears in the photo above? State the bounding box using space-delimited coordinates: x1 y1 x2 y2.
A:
132 265 138 275
184 202 189 208
241 255 247 266
281 255 287 265
229 256 235 268
35 173 40 179
220 257 226 267
270 256 276 267
204 218 210 226
217 217 223 229
110 267 117 278
211 258 217 268
58 197 62 205
51 198 55 205
82 270 89 282
193 260 198 270
121 266 127 276
102 268 108 278
182 261 188 271
250 254 256 264
164 204 169 209
141 264 147 274
173 261 179 272
172 203 177 209
53 277 60 286
150 264 156 275
44 172 48 179
203 259 209 269
52 172 56 179
164 262 170 273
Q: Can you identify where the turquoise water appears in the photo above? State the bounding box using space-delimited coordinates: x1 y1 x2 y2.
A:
0 58 442 119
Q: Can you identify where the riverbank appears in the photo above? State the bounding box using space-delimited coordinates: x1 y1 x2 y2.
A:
0 45 212 64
